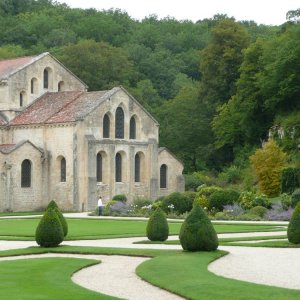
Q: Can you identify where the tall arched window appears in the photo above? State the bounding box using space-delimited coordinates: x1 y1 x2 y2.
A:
60 157 66 182
103 114 110 138
130 116 136 140
21 159 31 187
160 164 167 188
135 153 140 182
43 69 49 89
115 153 122 182
19 92 24 107
96 153 102 182
115 107 124 139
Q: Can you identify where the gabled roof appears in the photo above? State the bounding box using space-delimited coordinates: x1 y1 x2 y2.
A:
9 87 159 126
159 147 184 165
0 52 87 88
0 140 43 154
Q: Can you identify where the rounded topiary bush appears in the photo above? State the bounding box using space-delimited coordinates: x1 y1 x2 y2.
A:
35 209 64 247
160 192 193 215
249 206 268 218
146 207 169 241
179 202 218 251
287 201 300 244
54 207 68 237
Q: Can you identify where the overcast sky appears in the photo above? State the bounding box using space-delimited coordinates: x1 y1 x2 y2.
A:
61 0 299 25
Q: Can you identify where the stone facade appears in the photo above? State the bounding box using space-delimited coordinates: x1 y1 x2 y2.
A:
0 53 184 212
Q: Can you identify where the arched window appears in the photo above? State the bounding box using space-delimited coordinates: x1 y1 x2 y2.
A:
115 153 122 182
96 153 102 182
103 114 110 138
115 107 124 139
43 69 49 89
160 164 167 188
60 157 66 182
130 116 136 139
58 81 64 92
19 92 24 107
21 159 31 187
135 153 140 182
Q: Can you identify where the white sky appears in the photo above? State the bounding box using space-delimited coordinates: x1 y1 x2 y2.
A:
61 0 299 25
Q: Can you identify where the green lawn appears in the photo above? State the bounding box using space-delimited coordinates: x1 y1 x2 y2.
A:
0 218 285 240
0 246 298 300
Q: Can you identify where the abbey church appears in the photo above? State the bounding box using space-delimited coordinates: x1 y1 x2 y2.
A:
0 53 184 212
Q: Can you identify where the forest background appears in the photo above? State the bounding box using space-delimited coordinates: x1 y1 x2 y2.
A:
0 0 299 183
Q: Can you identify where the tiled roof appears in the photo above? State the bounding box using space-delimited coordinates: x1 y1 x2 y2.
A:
0 54 46 80
10 90 110 126
0 144 16 154
0 140 44 154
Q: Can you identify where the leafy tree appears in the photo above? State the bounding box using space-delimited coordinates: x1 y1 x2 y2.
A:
250 140 287 196
179 202 218 251
146 207 169 241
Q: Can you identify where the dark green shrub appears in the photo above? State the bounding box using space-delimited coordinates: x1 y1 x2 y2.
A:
54 207 68 237
239 192 270 209
160 192 193 215
47 200 59 210
281 168 300 194
287 202 300 244
291 189 300 208
112 194 127 202
146 208 169 241
249 206 268 218
35 209 64 247
184 174 204 191
208 189 240 211
280 193 292 210
179 202 218 251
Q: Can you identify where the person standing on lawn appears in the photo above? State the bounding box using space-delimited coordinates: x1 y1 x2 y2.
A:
97 196 103 216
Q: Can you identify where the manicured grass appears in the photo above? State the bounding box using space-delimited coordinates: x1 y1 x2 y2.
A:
0 257 116 299
137 251 300 300
223 240 300 248
0 211 44 217
0 246 297 300
0 218 285 240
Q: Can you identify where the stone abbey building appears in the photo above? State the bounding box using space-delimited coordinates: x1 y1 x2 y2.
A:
0 53 184 211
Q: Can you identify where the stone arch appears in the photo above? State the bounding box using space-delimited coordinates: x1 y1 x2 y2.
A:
56 155 67 182
21 159 32 187
43 67 53 89
96 151 108 183
19 91 26 107
115 151 127 182
134 151 146 183
30 77 38 94
115 106 125 139
130 115 137 140
58 81 65 92
160 164 168 188
103 113 111 138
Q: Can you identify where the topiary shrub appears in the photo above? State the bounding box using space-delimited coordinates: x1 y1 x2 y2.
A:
46 200 68 237
112 194 127 202
35 209 64 247
208 189 240 212
179 202 218 251
146 207 169 241
287 202 300 244
291 189 300 208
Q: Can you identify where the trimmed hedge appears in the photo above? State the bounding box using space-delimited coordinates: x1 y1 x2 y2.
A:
54 207 68 237
287 202 300 244
112 194 127 202
35 209 64 247
179 202 218 251
208 189 240 211
281 168 300 194
160 192 194 215
146 208 169 241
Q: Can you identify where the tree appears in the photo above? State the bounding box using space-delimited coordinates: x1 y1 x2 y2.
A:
35 209 64 247
287 201 300 244
179 202 218 251
146 207 169 241
250 140 287 196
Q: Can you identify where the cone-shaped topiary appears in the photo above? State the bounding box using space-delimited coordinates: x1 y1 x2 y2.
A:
179 202 218 251
54 207 68 237
287 202 300 244
35 209 64 247
46 200 68 237
47 200 59 210
146 207 169 241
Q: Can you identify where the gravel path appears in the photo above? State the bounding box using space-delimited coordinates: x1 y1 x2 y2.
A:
0 253 183 300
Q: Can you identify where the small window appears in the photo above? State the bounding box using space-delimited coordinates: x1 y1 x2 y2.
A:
44 69 49 89
58 81 64 92
135 153 140 182
31 79 34 94
21 159 31 187
103 114 110 138
115 107 124 139
115 153 122 182
96 153 102 182
19 93 24 107
160 164 167 188
130 117 136 139
60 157 66 182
